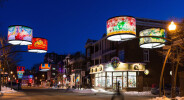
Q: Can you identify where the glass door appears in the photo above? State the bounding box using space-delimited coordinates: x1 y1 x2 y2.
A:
113 76 122 90
116 76 122 90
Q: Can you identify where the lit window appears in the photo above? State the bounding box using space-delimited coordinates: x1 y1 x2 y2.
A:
52 73 55 75
52 68 56 70
143 49 149 62
107 72 112 87
123 72 127 88
128 72 136 88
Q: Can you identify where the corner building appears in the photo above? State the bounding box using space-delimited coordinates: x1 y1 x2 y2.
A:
85 17 171 91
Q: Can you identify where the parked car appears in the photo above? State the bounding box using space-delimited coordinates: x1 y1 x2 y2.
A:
151 84 179 96
7 82 21 90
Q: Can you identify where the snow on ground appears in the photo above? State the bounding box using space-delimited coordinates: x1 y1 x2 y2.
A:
124 91 154 96
150 96 184 100
73 88 114 94
0 86 17 93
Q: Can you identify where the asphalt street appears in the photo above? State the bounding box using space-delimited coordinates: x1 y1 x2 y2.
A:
0 87 156 100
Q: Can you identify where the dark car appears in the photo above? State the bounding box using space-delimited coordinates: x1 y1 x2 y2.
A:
7 82 21 90
151 84 179 96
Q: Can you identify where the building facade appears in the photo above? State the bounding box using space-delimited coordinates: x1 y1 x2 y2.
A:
85 17 171 91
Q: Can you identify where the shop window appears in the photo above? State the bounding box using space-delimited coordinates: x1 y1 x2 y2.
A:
95 77 99 87
123 72 127 88
95 74 99 87
101 77 105 87
107 72 112 87
128 72 136 88
143 49 149 62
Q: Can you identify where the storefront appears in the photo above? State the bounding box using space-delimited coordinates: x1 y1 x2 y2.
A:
90 62 145 91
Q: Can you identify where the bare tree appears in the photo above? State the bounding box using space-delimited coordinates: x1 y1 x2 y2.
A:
161 20 184 98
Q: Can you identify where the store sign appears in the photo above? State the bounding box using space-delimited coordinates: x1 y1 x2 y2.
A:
139 28 166 48
111 57 120 68
8 25 33 45
90 62 145 74
107 16 136 41
90 64 104 74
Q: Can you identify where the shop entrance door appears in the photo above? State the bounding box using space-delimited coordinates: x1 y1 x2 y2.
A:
113 76 122 90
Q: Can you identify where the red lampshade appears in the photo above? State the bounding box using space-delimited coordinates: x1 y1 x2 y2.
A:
28 38 48 53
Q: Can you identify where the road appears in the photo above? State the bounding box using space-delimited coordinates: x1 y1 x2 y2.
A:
0 87 156 100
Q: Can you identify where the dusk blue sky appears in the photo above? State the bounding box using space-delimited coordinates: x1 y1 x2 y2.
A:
0 0 184 69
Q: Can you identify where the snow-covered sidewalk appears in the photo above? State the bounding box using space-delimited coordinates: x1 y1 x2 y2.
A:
0 86 17 94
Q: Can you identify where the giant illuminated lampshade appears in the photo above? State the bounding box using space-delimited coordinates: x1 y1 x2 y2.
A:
139 28 166 48
107 16 136 41
8 25 33 45
28 38 48 53
39 64 50 71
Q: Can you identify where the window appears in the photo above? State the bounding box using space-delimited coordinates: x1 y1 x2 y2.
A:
143 49 149 62
119 50 125 62
87 48 90 57
123 72 127 88
52 68 56 70
107 72 112 87
128 72 136 88
52 73 55 75
95 74 99 87
87 62 91 69
101 73 105 87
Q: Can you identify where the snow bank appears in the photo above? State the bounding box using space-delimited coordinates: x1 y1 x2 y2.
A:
1 86 17 93
124 91 153 96
73 88 114 94
150 96 184 100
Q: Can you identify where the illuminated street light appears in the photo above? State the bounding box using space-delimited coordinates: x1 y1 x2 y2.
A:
168 21 176 31
144 69 149 75
10 71 13 74
170 71 172 76
42 74 44 77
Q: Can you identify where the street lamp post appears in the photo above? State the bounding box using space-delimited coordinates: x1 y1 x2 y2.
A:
10 71 13 90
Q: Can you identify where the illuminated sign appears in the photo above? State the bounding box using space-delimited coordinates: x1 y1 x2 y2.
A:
17 72 24 79
28 38 48 53
90 63 145 74
107 16 136 41
39 64 50 71
17 66 25 72
17 66 25 79
8 25 33 45
139 28 166 48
